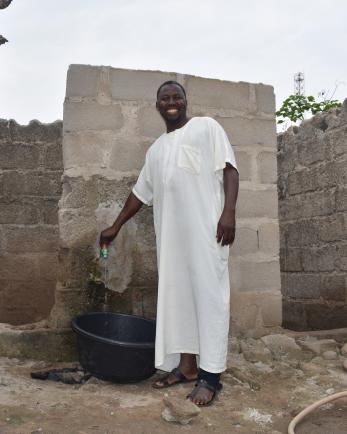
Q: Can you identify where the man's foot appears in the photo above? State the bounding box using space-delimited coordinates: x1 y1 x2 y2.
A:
152 367 198 389
187 379 222 406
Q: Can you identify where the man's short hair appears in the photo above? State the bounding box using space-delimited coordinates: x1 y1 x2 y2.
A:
156 80 186 100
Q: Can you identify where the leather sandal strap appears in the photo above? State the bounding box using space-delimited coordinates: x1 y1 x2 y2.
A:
195 378 219 393
171 367 187 381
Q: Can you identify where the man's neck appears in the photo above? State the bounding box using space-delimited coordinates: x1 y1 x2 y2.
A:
165 116 191 133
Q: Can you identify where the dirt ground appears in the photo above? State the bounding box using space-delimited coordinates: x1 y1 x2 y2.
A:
0 355 347 434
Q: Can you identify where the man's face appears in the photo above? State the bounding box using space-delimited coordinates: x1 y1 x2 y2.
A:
156 84 187 122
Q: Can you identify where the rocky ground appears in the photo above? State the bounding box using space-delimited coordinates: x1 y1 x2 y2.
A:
0 333 347 434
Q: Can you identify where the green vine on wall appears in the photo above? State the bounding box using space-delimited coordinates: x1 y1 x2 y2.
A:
276 94 342 124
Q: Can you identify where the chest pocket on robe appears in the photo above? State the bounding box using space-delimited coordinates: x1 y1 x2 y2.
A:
177 145 201 175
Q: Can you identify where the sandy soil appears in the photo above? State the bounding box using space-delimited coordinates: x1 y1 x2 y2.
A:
0 357 347 434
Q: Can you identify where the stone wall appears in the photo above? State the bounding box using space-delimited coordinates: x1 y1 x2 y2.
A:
49 65 281 336
0 119 62 325
278 102 347 330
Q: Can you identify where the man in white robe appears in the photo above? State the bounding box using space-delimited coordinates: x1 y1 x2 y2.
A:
100 81 239 405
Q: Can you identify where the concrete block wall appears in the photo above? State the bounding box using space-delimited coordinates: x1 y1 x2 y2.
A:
50 65 281 336
278 102 347 330
0 119 63 325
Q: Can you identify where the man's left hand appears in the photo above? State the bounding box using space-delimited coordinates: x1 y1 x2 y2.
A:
216 211 236 246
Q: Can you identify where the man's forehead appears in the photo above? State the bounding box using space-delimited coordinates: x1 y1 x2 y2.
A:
158 83 185 97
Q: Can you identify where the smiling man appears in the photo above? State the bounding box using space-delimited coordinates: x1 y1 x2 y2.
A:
100 80 239 406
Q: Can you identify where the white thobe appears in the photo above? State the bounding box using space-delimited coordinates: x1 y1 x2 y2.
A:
132 116 238 373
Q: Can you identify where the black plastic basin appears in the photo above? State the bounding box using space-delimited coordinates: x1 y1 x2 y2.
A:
72 312 156 383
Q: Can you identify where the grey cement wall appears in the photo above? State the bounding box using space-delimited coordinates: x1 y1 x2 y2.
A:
278 102 347 331
0 119 63 325
49 65 281 337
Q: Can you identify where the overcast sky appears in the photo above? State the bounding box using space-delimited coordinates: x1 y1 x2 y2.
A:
1 0 346 124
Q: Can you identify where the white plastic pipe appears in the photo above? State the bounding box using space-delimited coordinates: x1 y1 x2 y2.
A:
288 390 347 434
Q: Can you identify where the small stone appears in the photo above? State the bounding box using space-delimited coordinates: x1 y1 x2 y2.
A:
298 338 338 356
229 337 241 354
162 396 200 425
342 359 347 372
261 334 303 360
240 338 273 363
322 351 338 360
341 343 347 356
298 362 327 376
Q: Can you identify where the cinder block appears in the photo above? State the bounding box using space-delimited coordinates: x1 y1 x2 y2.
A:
8 119 62 144
255 84 275 114
282 299 308 331
0 143 40 169
277 139 296 174
137 106 166 138
234 151 252 181
301 245 336 272
258 222 279 255
3 226 59 253
185 76 250 111
57 247 95 288
59 209 97 248
60 176 99 210
281 220 319 247
2 171 62 197
304 302 347 330
0 255 40 281
279 191 335 220
336 243 347 271
260 294 282 327
336 187 347 212
63 101 124 132
231 227 258 256
237 190 278 219
318 214 347 242
236 260 281 292
0 198 40 224
0 119 10 140
110 68 177 101
257 151 277 184
63 131 109 169
282 273 320 299
41 198 59 225
216 116 276 147
280 247 303 272
66 64 100 98
327 125 347 157
297 130 327 166
109 137 151 172
43 142 63 170
2 279 55 321
36 252 58 280
320 275 346 301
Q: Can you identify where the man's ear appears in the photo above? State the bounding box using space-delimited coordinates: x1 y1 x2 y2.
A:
155 101 159 111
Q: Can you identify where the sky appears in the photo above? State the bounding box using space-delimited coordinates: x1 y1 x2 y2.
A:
0 0 346 124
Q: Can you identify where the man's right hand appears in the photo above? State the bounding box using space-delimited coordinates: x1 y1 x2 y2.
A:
99 226 118 247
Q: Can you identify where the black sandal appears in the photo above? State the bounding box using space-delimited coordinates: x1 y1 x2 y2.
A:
187 379 223 406
152 367 197 389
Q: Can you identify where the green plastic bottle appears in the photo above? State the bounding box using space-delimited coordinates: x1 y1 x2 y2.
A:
100 244 109 259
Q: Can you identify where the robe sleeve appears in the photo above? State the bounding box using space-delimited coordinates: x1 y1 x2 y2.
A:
132 151 153 206
210 118 238 174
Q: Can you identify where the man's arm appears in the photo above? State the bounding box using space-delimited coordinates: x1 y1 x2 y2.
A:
99 192 143 246
216 164 239 246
